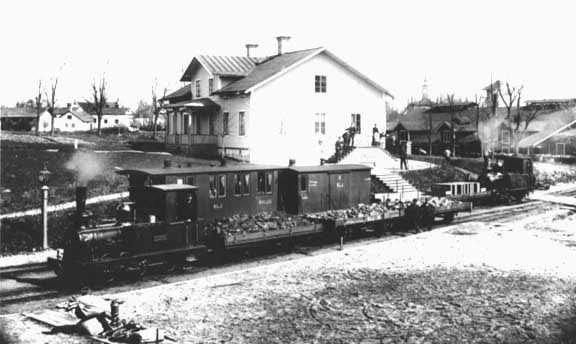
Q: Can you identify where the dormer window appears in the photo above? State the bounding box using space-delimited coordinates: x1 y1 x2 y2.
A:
315 75 326 93
195 80 201 97
501 130 510 145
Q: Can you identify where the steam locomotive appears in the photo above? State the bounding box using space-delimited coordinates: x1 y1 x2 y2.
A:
431 154 536 203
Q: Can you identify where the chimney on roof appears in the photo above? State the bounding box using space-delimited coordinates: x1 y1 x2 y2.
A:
276 36 291 55
245 44 259 57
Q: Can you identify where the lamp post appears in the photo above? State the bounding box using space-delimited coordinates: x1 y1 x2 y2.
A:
38 163 51 249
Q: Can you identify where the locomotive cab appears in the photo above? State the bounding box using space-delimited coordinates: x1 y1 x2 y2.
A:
477 154 536 203
50 184 206 281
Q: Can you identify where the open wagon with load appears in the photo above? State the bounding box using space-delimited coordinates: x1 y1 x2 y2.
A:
428 198 473 224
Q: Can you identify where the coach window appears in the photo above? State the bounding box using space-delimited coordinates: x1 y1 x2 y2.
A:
218 175 226 198
257 172 266 193
266 172 273 194
257 172 273 194
243 173 250 195
209 176 217 198
234 174 242 196
186 176 195 186
300 174 308 192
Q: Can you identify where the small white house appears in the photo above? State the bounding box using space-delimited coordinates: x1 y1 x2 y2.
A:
38 105 92 132
38 101 133 132
163 38 393 165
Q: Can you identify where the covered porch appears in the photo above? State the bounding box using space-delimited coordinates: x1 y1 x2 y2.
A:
164 98 221 156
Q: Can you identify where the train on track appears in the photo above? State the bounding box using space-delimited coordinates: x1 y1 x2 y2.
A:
48 154 535 282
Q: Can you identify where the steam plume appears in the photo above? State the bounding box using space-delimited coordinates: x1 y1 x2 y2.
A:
65 151 106 185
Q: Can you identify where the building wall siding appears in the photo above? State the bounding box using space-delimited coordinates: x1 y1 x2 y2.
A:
249 52 387 165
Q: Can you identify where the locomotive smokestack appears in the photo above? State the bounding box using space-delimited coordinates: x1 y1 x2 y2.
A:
289 159 296 166
76 186 87 218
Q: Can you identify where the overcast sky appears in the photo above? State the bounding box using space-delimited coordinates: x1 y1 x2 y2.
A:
1 0 574 110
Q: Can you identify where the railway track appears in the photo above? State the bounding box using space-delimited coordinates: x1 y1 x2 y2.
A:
1 195 572 314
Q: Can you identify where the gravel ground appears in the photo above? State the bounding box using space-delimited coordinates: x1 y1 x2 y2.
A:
2 205 576 344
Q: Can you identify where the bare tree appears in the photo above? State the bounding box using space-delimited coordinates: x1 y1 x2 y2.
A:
446 94 456 155
498 82 525 153
151 84 167 140
474 94 489 155
425 109 433 156
44 78 58 136
34 80 43 134
87 77 108 136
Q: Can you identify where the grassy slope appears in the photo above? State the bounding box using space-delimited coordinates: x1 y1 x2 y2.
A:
0 131 214 253
401 165 470 193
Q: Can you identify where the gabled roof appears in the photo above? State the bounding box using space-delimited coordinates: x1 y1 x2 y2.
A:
77 102 131 117
215 48 324 94
388 106 478 133
180 55 263 81
518 108 576 147
52 107 93 122
161 84 192 102
163 98 220 109
214 48 392 97
0 107 37 119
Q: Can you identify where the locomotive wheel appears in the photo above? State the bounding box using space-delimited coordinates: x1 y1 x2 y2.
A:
136 260 148 278
444 213 455 224
100 254 116 283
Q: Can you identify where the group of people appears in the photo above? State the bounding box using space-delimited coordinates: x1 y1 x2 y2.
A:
383 198 436 232
334 124 386 161
334 126 357 160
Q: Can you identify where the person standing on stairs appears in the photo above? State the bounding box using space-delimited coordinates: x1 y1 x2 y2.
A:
399 142 408 170
348 126 356 148
372 124 380 147
335 136 343 160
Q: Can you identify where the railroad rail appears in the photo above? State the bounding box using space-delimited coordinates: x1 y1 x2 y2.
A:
2 196 569 315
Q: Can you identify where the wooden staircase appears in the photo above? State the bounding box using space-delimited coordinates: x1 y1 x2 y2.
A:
337 147 434 201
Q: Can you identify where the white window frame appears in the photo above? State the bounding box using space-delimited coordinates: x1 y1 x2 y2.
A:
501 130 510 145
239 111 246 136
351 113 361 134
223 112 229 135
314 113 326 135
315 75 327 93
195 79 201 97
183 114 190 134
442 131 451 143
208 78 214 95
556 142 566 155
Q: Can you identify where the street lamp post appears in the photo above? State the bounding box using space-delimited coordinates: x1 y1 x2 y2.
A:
38 163 51 249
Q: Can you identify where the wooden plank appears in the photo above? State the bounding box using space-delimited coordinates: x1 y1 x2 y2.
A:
25 310 78 327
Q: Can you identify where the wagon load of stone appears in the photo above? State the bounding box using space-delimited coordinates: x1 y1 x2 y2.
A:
199 212 316 236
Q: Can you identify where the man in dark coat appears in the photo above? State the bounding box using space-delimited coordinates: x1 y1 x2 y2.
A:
399 143 408 170
372 124 380 146
348 127 356 147
405 199 421 232
420 199 435 231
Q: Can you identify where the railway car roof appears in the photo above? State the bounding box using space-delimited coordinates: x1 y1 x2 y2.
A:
149 184 199 191
287 164 372 173
118 164 284 176
435 181 479 185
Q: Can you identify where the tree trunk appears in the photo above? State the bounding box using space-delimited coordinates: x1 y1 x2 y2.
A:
152 113 158 139
50 116 55 136
98 115 102 136
36 111 41 134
